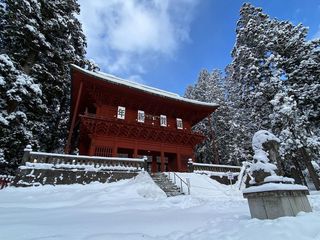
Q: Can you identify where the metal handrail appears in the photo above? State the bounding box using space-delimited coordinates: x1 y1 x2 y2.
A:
168 172 190 195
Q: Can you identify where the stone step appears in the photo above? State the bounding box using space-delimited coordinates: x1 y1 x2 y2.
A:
150 173 184 197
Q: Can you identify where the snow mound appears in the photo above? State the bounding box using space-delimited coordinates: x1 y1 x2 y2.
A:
0 172 319 240
133 172 167 199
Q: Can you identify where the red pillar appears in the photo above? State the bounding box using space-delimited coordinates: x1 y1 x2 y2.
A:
112 145 117 157
65 81 83 154
133 141 138 158
89 140 95 156
177 152 181 172
151 154 157 173
161 151 165 172
133 148 138 158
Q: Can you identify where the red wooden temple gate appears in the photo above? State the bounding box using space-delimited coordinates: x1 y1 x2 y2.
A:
65 65 218 172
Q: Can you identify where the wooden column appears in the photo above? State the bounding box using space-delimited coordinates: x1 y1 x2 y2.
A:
65 81 83 154
133 141 138 158
160 151 165 172
89 140 95 156
177 151 181 172
112 145 117 157
151 154 157 173
133 148 138 158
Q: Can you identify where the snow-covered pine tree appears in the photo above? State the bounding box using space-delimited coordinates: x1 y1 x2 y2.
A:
208 69 231 164
185 69 235 164
185 69 213 163
230 3 320 188
1 0 91 165
228 4 267 164
187 69 211 102
0 1 42 171
223 66 252 164
230 3 284 132
0 1 4 49
269 30 320 189
0 54 43 173
229 3 305 166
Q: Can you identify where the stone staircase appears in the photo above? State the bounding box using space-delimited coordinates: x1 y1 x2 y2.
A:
151 173 184 197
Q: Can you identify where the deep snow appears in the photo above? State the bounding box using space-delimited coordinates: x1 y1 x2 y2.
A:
0 172 319 240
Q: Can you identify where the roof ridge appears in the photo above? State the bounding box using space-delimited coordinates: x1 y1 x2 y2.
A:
95 70 180 98
71 64 219 108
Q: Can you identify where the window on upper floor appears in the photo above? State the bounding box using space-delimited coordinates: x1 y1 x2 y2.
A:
176 118 183 129
160 115 167 127
117 106 126 119
137 110 145 123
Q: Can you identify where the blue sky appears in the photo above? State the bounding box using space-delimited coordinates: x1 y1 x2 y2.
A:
78 0 320 96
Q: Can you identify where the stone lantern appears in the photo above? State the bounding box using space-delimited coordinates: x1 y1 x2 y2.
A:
243 130 312 219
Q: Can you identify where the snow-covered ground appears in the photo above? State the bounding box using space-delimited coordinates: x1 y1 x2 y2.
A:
0 172 320 240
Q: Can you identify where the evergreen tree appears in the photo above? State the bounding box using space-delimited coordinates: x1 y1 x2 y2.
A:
230 3 283 139
230 3 320 188
269 35 320 188
185 69 213 163
0 54 43 173
222 66 252 164
0 0 93 167
208 70 229 164
185 69 235 164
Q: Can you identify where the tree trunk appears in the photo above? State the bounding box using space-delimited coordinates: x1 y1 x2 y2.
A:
292 156 307 186
298 147 320 190
208 116 219 164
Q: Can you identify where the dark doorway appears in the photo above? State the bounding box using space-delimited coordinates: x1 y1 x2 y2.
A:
117 148 134 158
137 150 161 173
165 152 177 172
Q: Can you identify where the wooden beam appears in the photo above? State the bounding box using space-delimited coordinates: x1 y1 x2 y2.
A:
65 81 83 154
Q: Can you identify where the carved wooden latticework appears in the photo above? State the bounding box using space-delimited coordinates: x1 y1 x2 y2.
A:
80 114 204 147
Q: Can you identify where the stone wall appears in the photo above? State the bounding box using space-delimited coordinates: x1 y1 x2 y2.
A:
13 168 139 187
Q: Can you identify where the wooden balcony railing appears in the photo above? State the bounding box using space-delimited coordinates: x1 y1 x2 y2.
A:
79 114 205 146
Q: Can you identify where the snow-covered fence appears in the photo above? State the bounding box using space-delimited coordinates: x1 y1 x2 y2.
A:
22 145 147 171
187 160 241 185
188 161 241 173
0 175 15 189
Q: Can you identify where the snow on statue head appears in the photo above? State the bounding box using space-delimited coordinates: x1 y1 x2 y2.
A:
249 130 281 185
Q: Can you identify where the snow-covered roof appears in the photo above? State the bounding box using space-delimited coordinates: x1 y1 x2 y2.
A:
71 64 218 108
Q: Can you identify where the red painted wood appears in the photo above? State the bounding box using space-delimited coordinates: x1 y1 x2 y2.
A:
65 81 83 153
67 66 217 172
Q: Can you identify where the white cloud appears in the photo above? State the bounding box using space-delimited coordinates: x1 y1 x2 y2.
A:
313 25 320 39
78 0 198 79
127 74 145 84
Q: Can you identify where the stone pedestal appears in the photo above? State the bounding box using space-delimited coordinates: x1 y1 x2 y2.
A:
243 186 312 219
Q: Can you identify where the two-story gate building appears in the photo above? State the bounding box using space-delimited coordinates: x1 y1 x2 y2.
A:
65 65 218 172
